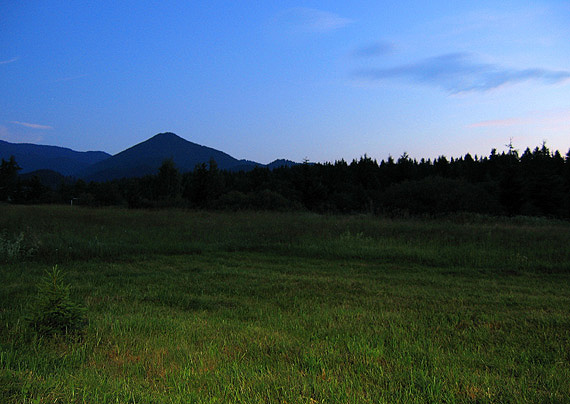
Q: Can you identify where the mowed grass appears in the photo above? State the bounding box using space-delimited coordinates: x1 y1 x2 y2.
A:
1 205 569 403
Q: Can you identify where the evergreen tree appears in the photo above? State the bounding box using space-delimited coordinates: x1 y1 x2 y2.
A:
184 159 223 208
563 149 570 217
156 158 181 201
498 146 523 216
0 156 22 202
520 143 564 216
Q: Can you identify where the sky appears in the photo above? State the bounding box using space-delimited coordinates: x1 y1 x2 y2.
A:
1 1 569 164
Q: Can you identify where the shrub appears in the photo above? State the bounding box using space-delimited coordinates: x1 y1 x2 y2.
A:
0 231 37 262
26 266 87 337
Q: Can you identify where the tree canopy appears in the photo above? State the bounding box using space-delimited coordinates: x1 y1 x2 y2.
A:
5 145 570 219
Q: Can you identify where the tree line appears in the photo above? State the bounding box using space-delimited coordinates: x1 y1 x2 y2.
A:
2 143 570 218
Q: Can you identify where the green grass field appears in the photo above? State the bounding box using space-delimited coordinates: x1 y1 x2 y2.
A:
1 205 569 403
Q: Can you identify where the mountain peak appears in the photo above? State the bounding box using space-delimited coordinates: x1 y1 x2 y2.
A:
151 132 180 140
145 132 189 145
82 132 249 181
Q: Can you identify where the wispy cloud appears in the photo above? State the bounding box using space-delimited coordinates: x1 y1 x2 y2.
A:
9 121 53 130
469 109 570 131
0 57 18 65
276 8 354 34
352 41 394 58
353 53 570 93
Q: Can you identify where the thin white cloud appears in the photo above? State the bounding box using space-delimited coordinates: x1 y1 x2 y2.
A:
469 109 570 130
0 57 18 65
277 8 354 34
468 109 570 154
353 53 570 93
9 121 54 130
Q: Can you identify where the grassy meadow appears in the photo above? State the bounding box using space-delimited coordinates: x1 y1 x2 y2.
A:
1 205 569 403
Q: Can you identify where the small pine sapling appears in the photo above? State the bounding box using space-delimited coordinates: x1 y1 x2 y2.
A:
26 265 87 337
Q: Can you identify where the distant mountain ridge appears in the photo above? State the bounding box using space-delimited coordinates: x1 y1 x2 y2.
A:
0 139 110 176
0 133 298 181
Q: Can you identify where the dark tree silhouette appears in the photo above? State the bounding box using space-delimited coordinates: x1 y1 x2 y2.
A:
8 142 570 218
0 156 22 201
156 158 181 201
184 158 224 208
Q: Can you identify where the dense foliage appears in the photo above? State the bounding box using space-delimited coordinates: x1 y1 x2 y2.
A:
3 143 570 217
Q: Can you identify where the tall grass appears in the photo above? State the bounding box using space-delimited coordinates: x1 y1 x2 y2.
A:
1 205 568 271
0 206 569 402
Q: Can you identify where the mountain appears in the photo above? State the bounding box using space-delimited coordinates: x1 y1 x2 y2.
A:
0 139 111 176
80 132 261 181
267 159 298 169
2 133 299 182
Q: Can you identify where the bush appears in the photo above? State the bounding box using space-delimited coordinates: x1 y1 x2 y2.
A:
0 231 37 262
26 266 87 337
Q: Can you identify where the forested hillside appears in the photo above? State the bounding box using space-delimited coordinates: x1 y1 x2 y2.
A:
2 143 569 218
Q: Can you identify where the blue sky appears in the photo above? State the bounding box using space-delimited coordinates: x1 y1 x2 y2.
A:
1 1 569 163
